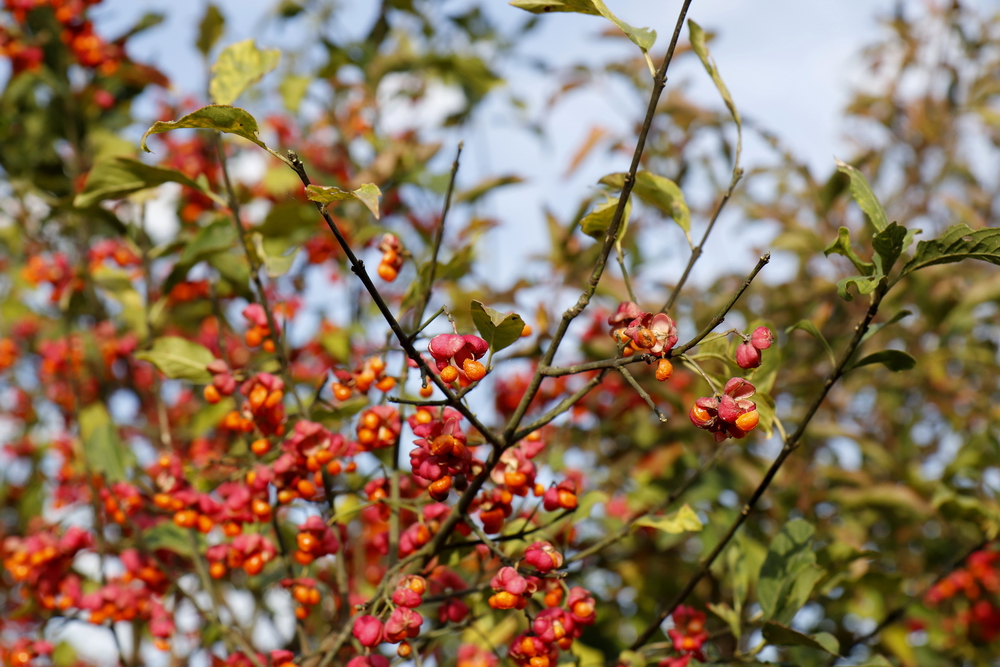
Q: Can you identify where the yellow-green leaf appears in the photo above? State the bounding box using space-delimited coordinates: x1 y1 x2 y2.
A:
134 336 216 382
210 39 280 105
470 300 525 355
835 158 888 233
306 183 382 219
689 20 742 169
634 503 703 534
141 105 279 160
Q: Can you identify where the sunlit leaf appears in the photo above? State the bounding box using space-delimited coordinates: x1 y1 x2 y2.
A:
835 158 888 232
210 39 280 105
141 105 281 160
580 196 631 240
134 336 216 382
455 175 524 205
279 74 311 113
708 602 742 641
600 171 690 237
470 300 525 354
510 0 656 55
634 504 703 534
836 274 883 302
306 183 382 219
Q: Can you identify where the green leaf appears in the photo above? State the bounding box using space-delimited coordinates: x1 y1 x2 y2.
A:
279 74 311 113
785 320 835 367
470 300 525 355
306 183 382 219
758 519 825 625
861 309 912 344
74 157 208 209
581 196 631 240
250 232 300 277
872 221 907 275
823 226 875 276
454 175 524 205
510 0 656 55
899 223 1000 276
634 504 703 534
599 171 690 238
134 336 216 382
835 158 888 232
210 39 281 105
178 219 238 266
141 105 280 160
196 3 225 56
836 274 883 302
848 349 916 373
689 20 742 169
142 522 195 557
79 404 134 483
762 621 840 656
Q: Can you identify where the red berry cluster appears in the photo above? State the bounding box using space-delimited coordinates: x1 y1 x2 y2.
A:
428 333 489 384
351 576 427 661
608 301 678 356
658 605 709 667
486 544 596 667
688 377 760 442
409 407 482 500
924 548 1000 643
331 356 397 400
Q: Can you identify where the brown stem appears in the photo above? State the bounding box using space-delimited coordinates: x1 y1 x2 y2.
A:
663 168 745 313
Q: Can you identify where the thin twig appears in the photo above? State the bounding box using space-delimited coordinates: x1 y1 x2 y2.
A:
500 0 696 445
674 253 770 356
663 168 745 313
542 353 659 377
618 365 667 422
285 153 498 448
